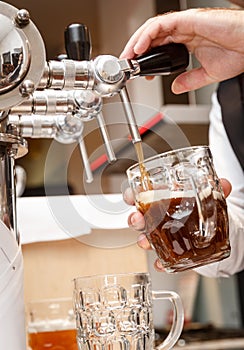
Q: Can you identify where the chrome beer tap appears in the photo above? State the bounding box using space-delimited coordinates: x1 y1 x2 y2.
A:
36 40 189 144
0 1 189 238
34 21 188 144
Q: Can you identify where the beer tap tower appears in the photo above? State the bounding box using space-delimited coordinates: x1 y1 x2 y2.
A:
0 1 189 348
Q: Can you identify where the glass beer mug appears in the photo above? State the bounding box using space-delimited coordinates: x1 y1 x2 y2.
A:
127 146 230 273
73 272 184 350
27 297 78 350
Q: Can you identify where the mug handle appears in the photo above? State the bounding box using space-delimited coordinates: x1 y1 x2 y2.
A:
152 290 184 350
174 160 218 246
189 173 218 245
174 162 217 244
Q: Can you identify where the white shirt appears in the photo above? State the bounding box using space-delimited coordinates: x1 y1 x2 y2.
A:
195 92 244 277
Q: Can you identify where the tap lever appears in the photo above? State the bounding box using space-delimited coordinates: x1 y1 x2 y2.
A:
119 43 189 77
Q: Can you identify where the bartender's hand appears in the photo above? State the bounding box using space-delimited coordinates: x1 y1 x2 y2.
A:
124 178 232 272
120 8 244 94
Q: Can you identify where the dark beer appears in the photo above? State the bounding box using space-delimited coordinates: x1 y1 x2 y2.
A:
138 189 230 272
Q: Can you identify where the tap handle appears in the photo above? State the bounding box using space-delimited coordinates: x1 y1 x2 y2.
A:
65 23 91 61
135 43 189 76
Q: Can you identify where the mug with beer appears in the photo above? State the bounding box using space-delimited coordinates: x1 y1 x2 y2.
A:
127 146 230 273
73 272 184 349
27 297 78 350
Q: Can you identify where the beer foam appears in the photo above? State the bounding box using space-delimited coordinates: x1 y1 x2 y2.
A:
137 188 223 204
137 189 195 204
28 318 76 333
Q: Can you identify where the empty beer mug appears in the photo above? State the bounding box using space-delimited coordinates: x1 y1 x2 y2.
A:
27 297 78 350
127 145 230 273
73 272 184 350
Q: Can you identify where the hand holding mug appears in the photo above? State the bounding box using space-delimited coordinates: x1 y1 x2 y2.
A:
126 146 231 273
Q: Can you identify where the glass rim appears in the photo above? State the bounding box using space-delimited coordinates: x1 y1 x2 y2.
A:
73 271 149 283
127 145 209 174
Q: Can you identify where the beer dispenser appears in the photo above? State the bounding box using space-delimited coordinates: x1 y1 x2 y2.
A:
0 1 189 348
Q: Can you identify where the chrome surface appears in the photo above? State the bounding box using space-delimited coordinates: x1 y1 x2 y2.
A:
0 1 45 110
40 57 127 96
0 132 28 158
14 9 30 27
95 55 123 83
0 12 29 94
118 58 140 76
120 87 141 143
0 133 28 243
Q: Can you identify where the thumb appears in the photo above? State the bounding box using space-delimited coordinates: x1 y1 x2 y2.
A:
220 178 232 198
172 67 216 94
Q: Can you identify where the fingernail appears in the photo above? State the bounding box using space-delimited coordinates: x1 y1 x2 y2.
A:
171 81 182 94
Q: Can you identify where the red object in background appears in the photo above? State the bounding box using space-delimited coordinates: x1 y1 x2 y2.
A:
90 112 164 172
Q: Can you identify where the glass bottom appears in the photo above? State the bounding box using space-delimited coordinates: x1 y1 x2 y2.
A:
164 249 231 273
77 333 154 350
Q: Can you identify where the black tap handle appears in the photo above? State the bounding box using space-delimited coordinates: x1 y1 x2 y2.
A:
135 43 189 76
65 23 91 61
